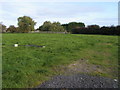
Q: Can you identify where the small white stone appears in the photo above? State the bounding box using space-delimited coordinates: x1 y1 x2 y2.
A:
14 44 18 47
114 79 117 82
43 46 45 48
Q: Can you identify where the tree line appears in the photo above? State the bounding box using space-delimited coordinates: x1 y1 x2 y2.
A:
1 16 36 33
71 25 120 35
0 16 65 33
37 21 65 32
0 15 119 35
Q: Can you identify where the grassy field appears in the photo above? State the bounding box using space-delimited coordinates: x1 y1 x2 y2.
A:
2 33 119 88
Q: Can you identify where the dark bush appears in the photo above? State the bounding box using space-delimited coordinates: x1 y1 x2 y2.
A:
72 25 120 35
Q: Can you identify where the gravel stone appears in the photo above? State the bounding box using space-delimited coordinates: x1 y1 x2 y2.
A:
36 74 118 88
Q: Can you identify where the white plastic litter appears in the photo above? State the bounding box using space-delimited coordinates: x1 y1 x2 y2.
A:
14 44 18 47
43 46 46 48
114 79 117 82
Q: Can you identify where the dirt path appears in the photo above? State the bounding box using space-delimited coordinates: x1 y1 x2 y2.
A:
36 59 119 88
52 59 118 78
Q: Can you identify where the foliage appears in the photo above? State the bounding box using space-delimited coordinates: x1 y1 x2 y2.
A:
40 21 52 31
38 21 65 32
72 25 120 35
61 24 69 32
49 22 65 32
62 22 85 32
87 25 100 29
6 25 18 33
17 16 36 33
68 22 85 32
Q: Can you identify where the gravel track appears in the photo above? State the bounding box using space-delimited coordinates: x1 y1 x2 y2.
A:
37 74 119 88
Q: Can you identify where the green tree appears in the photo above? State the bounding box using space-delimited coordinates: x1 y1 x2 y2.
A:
61 24 69 32
6 25 18 33
17 16 36 33
49 22 65 32
87 25 100 29
40 21 52 31
68 22 85 32
39 21 65 32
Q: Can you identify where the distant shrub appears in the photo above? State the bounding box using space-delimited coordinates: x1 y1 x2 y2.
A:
38 21 65 32
62 22 85 32
6 25 19 33
71 25 120 35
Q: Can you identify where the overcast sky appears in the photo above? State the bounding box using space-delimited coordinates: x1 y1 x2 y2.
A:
0 0 119 29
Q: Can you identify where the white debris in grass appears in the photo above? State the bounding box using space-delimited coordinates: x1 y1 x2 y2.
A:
14 44 18 47
43 46 46 48
114 79 117 82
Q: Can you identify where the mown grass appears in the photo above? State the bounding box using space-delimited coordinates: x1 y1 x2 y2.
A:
2 33 119 88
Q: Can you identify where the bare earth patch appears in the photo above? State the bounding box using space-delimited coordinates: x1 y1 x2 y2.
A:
38 59 118 88
52 59 118 79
